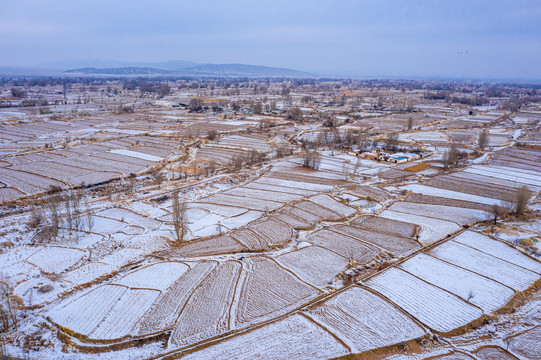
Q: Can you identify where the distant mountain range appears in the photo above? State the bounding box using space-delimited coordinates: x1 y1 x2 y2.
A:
64 63 315 78
39 59 198 71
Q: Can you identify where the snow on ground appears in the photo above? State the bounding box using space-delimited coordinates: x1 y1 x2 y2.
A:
309 194 357 217
109 149 163 161
113 261 190 290
49 284 128 336
169 261 241 347
399 253 515 313
179 313 349 360
275 246 348 288
89 288 160 340
400 184 506 206
388 202 490 224
233 257 320 328
379 210 461 245
430 241 540 291
26 246 88 274
508 326 541 360
306 286 426 353
364 267 483 333
464 165 541 188
452 231 541 274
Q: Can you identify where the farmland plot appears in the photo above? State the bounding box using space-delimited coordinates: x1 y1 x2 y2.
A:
26 246 87 274
453 231 541 274
308 194 357 217
197 193 283 212
180 314 349 360
270 210 313 230
464 165 541 188
306 228 380 263
508 326 541 360
388 202 490 224
114 262 189 291
364 267 483 333
0 187 24 202
89 288 160 340
49 284 128 337
165 235 247 258
234 257 320 327
169 261 242 347
249 218 294 245
425 177 516 203
231 228 268 249
475 346 520 360
218 210 262 232
333 224 421 256
253 176 332 192
276 246 349 287
295 200 343 220
268 169 345 187
61 262 117 287
137 261 217 336
354 216 419 238
399 253 515 313
430 241 540 291
0 167 65 195
99 208 162 230
244 181 316 196
401 184 505 206
223 187 301 203
404 192 493 212
424 352 476 360
379 210 461 245
306 286 426 353
282 205 322 226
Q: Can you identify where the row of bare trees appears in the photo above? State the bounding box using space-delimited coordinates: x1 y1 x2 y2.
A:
30 187 94 243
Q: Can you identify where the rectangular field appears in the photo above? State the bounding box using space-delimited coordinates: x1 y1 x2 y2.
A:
364 267 483 333
429 241 540 291
399 253 515 313
306 286 426 353
379 210 461 245
276 246 349 288
332 224 421 256
179 314 349 360
306 228 380 263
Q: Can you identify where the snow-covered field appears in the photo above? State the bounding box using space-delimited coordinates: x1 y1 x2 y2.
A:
379 210 461 244
1 83 540 360
364 267 484 333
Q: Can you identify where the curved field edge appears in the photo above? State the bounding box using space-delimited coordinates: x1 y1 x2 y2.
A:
47 232 541 355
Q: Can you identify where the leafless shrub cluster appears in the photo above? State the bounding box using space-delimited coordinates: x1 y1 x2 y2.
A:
302 151 321 169
0 276 17 335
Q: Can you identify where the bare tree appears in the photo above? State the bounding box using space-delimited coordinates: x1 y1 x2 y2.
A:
342 160 353 179
85 199 94 233
207 130 218 141
229 154 246 172
442 144 461 170
45 192 61 240
491 204 508 224
385 132 399 151
0 275 17 334
172 189 187 243
286 107 302 121
478 129 489 150
515 185 531 214
407 117 414 131
302 151 321 169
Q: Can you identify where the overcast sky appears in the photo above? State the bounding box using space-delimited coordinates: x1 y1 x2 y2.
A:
1 0 540 79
